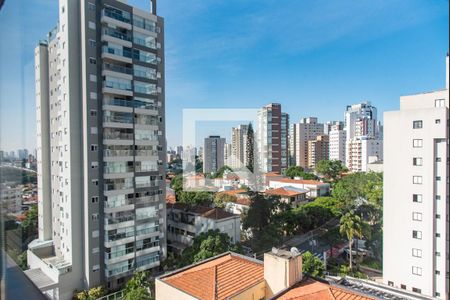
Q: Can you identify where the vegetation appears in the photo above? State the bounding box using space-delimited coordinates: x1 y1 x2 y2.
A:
177 191 213 205
179 230 242 267
21 205 38 236
315 160 347 182
213 165 233 178
75 286 106 300
213 192 237 208
122 271 153 300
245 123 254 172
302 251 325 277
339 212 364 270
284 166 318 180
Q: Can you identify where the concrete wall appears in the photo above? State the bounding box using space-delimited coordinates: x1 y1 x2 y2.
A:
155 279 197 300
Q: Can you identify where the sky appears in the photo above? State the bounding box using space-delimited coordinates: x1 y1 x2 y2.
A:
0 0 448 152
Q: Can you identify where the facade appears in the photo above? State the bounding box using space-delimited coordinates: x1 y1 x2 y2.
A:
268 178 330 198
257 104 289 174
27 1 166 298
344 102 383 172
166 203 240 253
224 143 233 167
323 120 343 135
264 186 308 208
290 117 324 169
329 122 346 163
0 183 22 214
203 135 225 174
230 124 249 169
383 56 449 299
307 135 329 169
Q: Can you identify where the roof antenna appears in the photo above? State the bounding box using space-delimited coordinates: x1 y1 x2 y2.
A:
151 0 157 14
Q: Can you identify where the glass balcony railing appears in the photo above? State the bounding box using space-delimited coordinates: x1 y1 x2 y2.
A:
102 27 132 42
103 62 132 75
102 45 133 59
103 114 133 124
133 37 157 49
102 7 131 24
103 132 134 140
104 149 134 157
103 98 158 110
103 80 132 91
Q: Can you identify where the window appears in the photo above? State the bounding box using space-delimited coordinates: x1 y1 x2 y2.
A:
412 287 421 293
436 157 442 162
91 196 99 203
89 21 96 30
90 110 97 117
388 281 394 287
89 57 96 64
89 74 97 82
413 194 422 203
413 139 423 148
436 233 441 238
413 176 423 184
91 127 98 134
92 179 99 186
436 252 441 257
92 265 100 272
400 284 406 289
89 39 96 47
92 247 99 254
412 266 422 276
413 120 423 129
92 230 99 238
92 213 99 220
436 195 441 200
436 292 441 297
435 119 441 124
412 230 422 239
90 92 97 100
436 176 441 181
435 99 445 107
436 214 440 219
413 157 422 166
412 212 422 221
91 144 98 151
435 270 440 275
412 248 422 257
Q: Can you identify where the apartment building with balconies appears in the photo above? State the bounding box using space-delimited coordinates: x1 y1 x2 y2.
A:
27 1 166 299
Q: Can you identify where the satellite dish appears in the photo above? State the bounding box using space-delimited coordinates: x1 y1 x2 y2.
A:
290 247 300 255
272 247 279 254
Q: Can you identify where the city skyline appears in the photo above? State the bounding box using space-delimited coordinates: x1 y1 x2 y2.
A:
1 0 448 151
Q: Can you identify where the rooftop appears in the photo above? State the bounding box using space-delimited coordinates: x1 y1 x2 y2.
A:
270 178 327 186
160 252 264 300
273 278 374 300
167 203 238 220
265 186 308 197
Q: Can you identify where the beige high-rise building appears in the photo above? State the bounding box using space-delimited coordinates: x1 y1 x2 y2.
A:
27 1 166 298
203 136 225 174
230 124 248 169
289 117 324 169
307 135 329 169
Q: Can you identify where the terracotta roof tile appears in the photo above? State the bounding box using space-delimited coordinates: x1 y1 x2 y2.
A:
275 279 374 300
265 187 307 197
163 253 264 300
218 189 247 196
271 178 325 186
166 203 237 220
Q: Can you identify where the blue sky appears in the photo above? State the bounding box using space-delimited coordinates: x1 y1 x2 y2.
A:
0 0 448 152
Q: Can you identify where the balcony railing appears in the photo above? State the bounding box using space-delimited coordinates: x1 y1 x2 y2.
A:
103 62 132 75
103 98 158 110
103 132 134 140
102 45 133 59
103 115 133 124
103 80 132 91
104 149 134 157
104 182 133 191
102 7 131 24
102 27 132 42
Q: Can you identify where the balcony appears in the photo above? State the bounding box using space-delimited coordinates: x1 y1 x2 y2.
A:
102 26 132 47
102 45 132 64
103 62 132 76
102 7 131 26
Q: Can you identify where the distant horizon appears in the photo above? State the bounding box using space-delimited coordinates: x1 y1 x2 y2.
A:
1 0 448 151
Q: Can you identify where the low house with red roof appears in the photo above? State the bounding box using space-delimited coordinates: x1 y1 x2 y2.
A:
166 203 240 253
268 177 330 198
264 186 308 208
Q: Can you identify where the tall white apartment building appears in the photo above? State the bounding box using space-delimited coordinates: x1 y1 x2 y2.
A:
329 122 346 163
383 55 449 299
344 102 383 172
28 1 166 299
289 117 323 169
230 124 249 169
257 104 289 174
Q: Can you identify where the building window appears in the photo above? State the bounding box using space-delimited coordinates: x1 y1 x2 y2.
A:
89 57 96 64
91 196 99 203
413 176 422 184
92 247 99 254
388 281 394 287
436 214 440 219
435 292 441 297
400 284 406 289
436 157 441 162
92 213 99 220
413 194 422 203
435 270 440 275
92 179 98 186
412 230 422 239
89 39 96 47
412 212 422 221
436 195 441 200
436 252 441 256
90 92 97 100
412 248 422 257
91 127 98 134
412 266 422 276
435 119 441 124
435 99 445 107
436 176 441 181
92 230 99 238
91 144 98 151
90 110 97 117
89 74 97 82
92 265 100 272
413 120 423 129
88 21 96 30
413 139 423 148
413 157 422 166
412 287 421 293
436 233 441 238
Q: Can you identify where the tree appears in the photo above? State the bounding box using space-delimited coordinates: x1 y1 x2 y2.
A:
75 286 106 300
315 160 347 181
181 230 241 266
213 193 237 208
302 251 325 277
339 212 363 270
245 123 254 172
123 271 152 300
243 193 272 233
177 191 212 205
21 205 38 238
284 166 304 178
213 165 233 178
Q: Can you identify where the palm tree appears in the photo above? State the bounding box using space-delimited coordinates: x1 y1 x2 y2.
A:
339 212 363 270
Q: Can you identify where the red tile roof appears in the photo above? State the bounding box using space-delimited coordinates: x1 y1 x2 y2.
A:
218 189 247 196
270 178 325 186
165 194 176 204
265 187 307 197
162 253 264 300
275 279 374 300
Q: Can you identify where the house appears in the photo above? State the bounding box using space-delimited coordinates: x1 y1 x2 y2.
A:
264 186 308 208
268 178 330 198
156 249 434 300
166 203 240 253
